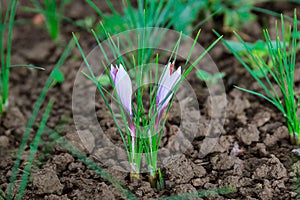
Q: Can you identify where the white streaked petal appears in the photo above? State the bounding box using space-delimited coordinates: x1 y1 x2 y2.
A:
156 64 181 115
168 66 181 88
157 63 171 104
115 64 133 115
158 62 171 85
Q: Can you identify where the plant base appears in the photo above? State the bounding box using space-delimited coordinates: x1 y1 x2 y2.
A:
0 99 8 114
148 169 164 190
291 133 300 145
130 172 140 182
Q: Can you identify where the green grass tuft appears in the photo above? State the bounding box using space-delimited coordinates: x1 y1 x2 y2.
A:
217 10 300 144
6 39 74 200
0 0 18 114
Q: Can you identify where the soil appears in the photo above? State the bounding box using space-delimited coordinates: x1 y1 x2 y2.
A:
1 1 300 200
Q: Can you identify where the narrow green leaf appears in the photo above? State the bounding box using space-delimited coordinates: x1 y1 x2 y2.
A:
16 100 54 200
6 39 74 200
52 68 64 83
10 64 45 70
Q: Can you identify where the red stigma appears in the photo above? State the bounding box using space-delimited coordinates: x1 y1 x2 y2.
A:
169 63 174 75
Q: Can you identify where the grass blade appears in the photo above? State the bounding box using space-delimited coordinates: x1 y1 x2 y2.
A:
16 100 54 200
6 39 74 200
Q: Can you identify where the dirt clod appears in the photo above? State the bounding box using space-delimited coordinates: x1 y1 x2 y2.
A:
211 153 243 171
52 153 74 172
0 135 9 148
32 168 64 195
45 194 70 200
237 124 260 145
253 155 287 180
163 155 195 186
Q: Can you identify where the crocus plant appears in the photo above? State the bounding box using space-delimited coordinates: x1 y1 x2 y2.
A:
110 64 139 178
73 29 222 189
110 62 181 188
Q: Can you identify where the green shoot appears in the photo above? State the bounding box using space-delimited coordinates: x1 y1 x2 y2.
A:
16 100 54 200
97 74 111 86
225 40 278 77
0 0 18 114
217 10 300 144
6 39 74 200
204 0 257 31
52 68 65 84
225 20 300 77
89 0 206 38
29 0 71 41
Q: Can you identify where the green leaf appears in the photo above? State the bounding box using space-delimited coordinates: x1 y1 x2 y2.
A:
253 40 266 50
196 69 212 81
0 96 3 114
97 74 111 86
52 68 64 83
95 13 130 39
252 67 268 78
196 70 225 85
10 64 45 70
213 72 226 80
234 86 274 104
172 0 205 33
225 40 254 52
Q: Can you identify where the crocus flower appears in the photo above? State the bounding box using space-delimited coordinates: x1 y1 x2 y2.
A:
110 64 136 155
156 62 181 129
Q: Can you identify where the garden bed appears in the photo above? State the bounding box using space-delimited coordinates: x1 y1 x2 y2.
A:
0 1 300 199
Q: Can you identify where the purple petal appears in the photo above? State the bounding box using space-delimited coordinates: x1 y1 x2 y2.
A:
114 64 133 115
156 64 181 128
157 65 181 107
110 64 117 83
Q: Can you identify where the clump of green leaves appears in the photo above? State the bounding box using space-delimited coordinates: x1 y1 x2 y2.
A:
204 0 257 31
86 0 211 84
219 10 300 144
27 0 71 41
225 19 299 78
225 40 276 77
87 0 205 39
0 0 18 114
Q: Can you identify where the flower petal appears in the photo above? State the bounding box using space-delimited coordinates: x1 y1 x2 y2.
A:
157 65 181 108
156 63 181 128
110 64 117 83
114 64 133 115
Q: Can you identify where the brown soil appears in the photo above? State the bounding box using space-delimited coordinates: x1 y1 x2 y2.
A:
0 1 300 199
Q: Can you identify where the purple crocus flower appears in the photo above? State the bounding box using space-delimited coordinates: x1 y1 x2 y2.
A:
110 64 133 115
156 62 181 129
110 64 137 155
